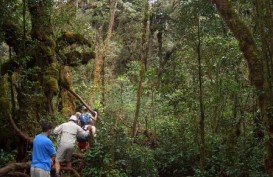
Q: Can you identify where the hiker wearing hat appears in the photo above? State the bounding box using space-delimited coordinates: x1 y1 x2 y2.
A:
53 115 90 177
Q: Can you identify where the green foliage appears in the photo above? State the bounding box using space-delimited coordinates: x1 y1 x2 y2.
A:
0 0 270 176
154 118 199 177
195 135 269 177
0 149 16 168
82 125 157 177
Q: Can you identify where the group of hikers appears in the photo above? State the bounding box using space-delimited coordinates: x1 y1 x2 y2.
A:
30 106 98 177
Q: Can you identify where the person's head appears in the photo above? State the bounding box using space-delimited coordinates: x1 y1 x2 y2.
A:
42 122 53 136
69 115 78 123
82 106 88 113
75 112 81 118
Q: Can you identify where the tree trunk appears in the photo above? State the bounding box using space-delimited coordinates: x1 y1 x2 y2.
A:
9 0 78 159
212 0 273 175
197 16 205 170
90 0 117 106
28 1 77 117
211 0 262 87
156 30 163 88
0 0 91 162
131 0 149 139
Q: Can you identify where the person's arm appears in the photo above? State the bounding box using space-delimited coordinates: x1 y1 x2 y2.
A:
92 111 98 122
50 154 56 167
46 140 56 167
79 116 83 127
77 125 90 136
91 126 96 136
53 124 63 135
48 139 56 155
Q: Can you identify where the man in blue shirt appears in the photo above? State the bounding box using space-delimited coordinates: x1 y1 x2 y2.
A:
31 122 56 177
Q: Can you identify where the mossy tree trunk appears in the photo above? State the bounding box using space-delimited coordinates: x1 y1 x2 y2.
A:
27 0 77 117
212 0 273 175
1 1 92 124
90 0 117 106
0 0 76 160
197 16 205 170
28 0 59 115
131 0 149 140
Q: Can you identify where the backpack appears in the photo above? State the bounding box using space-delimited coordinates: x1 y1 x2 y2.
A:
76 132 90 142
79 113 91 127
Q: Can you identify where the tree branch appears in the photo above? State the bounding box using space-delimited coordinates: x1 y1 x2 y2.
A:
56 32 91 49
66 88 97 116
212 0 263 89
0 162 81 177
2 21 24 54
63 51 95 66
72 159 84 165
7 113 33 143
0 162 30 176
7 172 30 177
60 167 80 177
72 152 84 159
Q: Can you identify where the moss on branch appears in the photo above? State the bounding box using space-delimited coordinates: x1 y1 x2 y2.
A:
63 51 95 66
57 32 91 49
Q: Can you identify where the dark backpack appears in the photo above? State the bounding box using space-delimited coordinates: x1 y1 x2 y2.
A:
76 132 90 142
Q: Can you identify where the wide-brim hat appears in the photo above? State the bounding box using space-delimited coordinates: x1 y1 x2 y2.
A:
69 115 78 121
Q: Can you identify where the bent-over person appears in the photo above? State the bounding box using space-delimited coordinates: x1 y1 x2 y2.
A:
77 123 96 151
53 115 89 177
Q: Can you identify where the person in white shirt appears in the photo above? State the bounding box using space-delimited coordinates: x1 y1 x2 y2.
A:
53 115 90 177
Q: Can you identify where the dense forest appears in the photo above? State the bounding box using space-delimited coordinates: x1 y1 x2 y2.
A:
0 0 273 176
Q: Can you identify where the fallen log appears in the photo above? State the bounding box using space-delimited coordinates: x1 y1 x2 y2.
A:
72 152 84 159
60 167 80 177
7 171 30 177
0 161 82 177
0 162 30 176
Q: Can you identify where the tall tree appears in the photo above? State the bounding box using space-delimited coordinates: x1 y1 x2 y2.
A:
211 0 273 175
0 0 93 160
90 0 118 106
197 15 205 170
131 0 149 139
